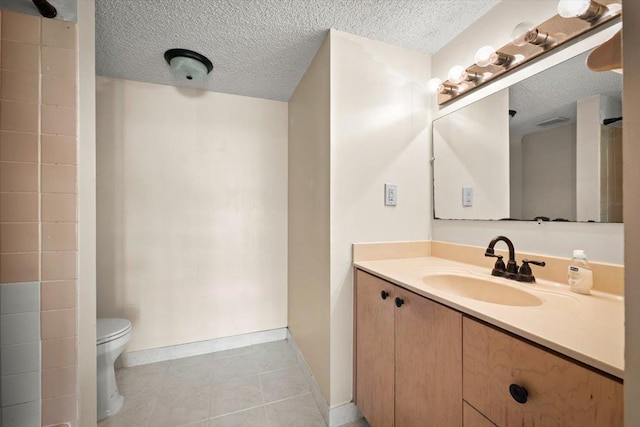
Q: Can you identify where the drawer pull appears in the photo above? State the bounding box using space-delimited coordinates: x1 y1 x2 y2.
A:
509 384 528 404
381 290 390 300
395 297 405 308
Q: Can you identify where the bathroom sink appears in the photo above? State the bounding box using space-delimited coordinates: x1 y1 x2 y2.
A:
421 274 543 307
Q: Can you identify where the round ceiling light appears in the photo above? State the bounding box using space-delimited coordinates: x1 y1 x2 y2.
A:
164 49 213 81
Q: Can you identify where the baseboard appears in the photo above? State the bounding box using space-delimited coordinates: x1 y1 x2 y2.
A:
286 330 362 427
119 327 287 367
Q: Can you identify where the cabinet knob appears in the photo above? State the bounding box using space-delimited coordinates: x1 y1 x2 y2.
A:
509 384 528 404
380 290 390 300
395 297 404 308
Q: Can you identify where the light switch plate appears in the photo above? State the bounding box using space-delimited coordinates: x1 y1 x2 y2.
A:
462 186 473 207
385 183 398 206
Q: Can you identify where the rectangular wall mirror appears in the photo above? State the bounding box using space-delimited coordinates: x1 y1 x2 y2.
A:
433 45 622 223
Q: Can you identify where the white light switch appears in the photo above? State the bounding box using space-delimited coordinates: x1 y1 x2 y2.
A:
385 183 398 206
462 186 473 207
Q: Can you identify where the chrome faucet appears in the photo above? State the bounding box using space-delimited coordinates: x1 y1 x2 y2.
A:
485 235 546 283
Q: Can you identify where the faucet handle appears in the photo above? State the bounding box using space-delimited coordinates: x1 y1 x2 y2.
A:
486 253 506 274
519 259 546 277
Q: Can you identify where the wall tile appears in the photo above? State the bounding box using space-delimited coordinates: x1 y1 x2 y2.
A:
41 134 76 164
41 193 76 222
1 398 41 427
42 393 76 426
0 253 39 283
1 11 40 44
0 341 41 376
0 371 40 406
41 281 76 311
41 337 76 369
42 223 77 251
41 251 77 281
42 366 76 398
41 46 75 78
0 162 38 192
41 105 76 136
41 18 76 50
41 164 76 193
41 75 76 107
0 223 39 253
0 312 40 345
41 308 77 340
0 101 38 133
0 192 38 222
1 71 39 103
1 41 39 73
0 131 38 162
0 282 39 314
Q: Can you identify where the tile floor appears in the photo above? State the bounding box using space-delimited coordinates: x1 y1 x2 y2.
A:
98 340 369 427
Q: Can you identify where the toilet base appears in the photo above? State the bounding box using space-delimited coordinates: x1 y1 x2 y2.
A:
97 332 130 421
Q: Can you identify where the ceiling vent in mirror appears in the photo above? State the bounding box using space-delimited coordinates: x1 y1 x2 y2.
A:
164 49 213 81
535 116 570 127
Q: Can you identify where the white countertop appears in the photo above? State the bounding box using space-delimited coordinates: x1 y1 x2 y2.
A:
354 256 624 379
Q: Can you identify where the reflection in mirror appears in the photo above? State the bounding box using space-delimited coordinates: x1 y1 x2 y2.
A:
433 47 622 223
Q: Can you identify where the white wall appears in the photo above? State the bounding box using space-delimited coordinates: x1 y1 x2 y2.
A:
96 77 288 352
576 95 602 221
430 2 624 265
433 89 509 219
330 29 430 406
509 134 523 219
521 123 576 221
624 2 640 425
288 34 331 401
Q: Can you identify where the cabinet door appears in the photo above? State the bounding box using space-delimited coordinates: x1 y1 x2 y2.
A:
464 401 497 427
463 317 623 427
355 270 395 427
395 287 462 427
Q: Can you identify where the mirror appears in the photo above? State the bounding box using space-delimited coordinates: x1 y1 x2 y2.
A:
433 47 622 223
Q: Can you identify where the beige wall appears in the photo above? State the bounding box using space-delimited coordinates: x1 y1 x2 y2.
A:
430 1 624 264
576 95 602 221
77 0 97 424
520 123 576 221
96 77 288 352
330 29 430 406
433 89 509 220
624 2 640 425
287 34 332 400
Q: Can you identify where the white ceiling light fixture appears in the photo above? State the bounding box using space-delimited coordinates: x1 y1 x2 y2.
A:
474 45 515 67
164 49 213 81
557 0 608 22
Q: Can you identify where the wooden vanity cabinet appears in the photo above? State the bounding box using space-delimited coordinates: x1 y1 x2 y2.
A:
355 269 462 427
463 317 623 427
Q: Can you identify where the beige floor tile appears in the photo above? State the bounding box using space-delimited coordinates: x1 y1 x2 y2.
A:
148 384 210 427
98 397 155 427
209 375 262 418
160 362 212 396
208 406 272 427
264 393 325 427
259 366 309 403
210 352 262 382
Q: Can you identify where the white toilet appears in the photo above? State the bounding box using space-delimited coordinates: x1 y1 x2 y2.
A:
97 318 132 421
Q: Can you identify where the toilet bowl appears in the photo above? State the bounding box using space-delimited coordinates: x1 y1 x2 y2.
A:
97 318 132 421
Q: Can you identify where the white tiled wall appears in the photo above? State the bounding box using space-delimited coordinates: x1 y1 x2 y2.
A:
0 282 41 427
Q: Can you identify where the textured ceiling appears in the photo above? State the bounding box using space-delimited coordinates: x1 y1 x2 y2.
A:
96 0 499 101
509 50 622 136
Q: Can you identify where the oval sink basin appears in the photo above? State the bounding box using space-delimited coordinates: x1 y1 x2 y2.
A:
421 274 543 307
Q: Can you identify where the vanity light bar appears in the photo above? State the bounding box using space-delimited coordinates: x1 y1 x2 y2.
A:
434 0 621 105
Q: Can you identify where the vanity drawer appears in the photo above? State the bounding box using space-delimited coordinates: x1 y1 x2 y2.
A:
463 317 623 427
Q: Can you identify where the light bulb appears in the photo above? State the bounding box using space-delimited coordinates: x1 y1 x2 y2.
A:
448 66 468 84
510 22 536 47
475 46 496 67
558 0 607 21
426 78 443 94
558 0 592 17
